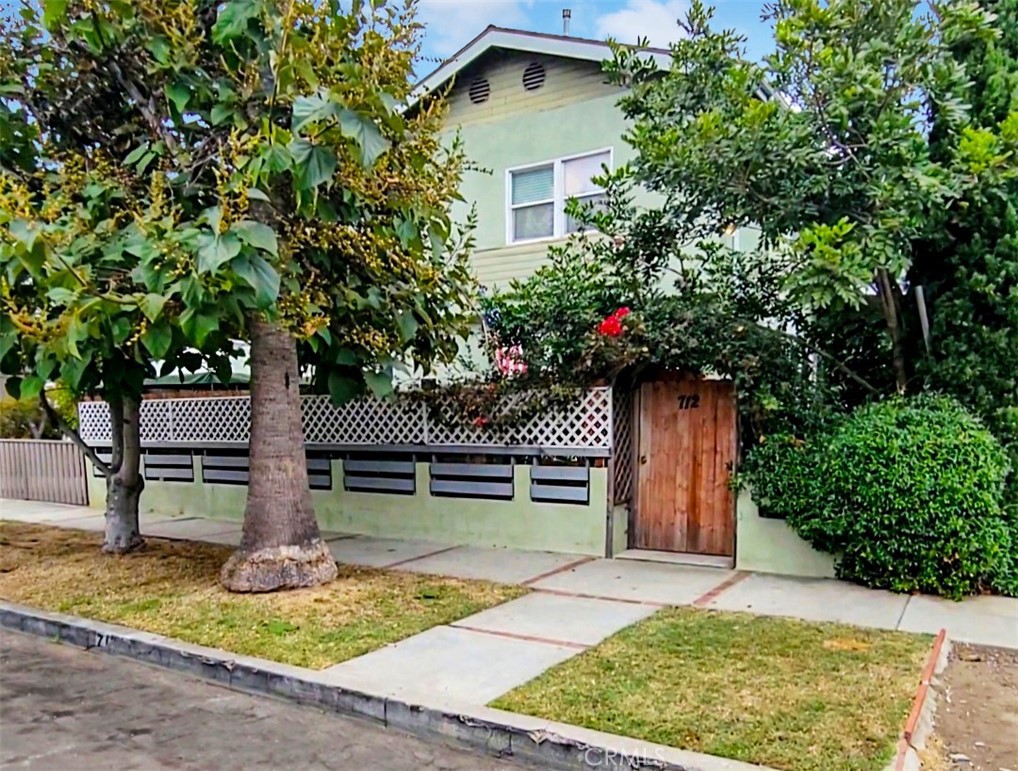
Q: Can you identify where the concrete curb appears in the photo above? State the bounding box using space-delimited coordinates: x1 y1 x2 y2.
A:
0 601 771 771
890 628 951 771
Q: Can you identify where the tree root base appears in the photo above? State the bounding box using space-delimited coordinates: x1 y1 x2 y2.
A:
102 532 145 555
220 539 338 593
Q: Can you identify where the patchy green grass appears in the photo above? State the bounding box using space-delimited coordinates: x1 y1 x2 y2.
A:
0 521 525 669
492 606 930 771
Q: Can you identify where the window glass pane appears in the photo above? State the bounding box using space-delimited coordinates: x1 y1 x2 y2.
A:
511 166 554 205
566 193 606 234
513 202 554 240
563 152 609 196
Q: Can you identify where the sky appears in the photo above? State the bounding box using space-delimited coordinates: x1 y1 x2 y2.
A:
414 0 774 71
0 0 776 71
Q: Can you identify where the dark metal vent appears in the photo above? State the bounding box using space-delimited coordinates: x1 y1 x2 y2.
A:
468 77 491 104
522 62 546 91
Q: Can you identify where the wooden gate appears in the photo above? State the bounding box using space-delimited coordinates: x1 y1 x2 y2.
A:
0 439 89 506
633 376 737 556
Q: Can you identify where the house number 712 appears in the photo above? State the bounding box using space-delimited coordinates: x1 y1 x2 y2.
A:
677 394 700 410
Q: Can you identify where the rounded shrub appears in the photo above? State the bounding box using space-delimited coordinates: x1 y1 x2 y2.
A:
752 395 1013 599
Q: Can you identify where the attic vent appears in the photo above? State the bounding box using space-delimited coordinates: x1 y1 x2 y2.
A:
522 62 546 91
468 77 491 104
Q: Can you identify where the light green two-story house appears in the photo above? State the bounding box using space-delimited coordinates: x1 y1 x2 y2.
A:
416 26 672 287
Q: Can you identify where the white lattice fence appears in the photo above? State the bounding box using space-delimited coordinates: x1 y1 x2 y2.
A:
78 387 616 453
612 388 635 504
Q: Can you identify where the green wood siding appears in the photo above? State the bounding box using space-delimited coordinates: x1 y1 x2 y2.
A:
446 51 620 128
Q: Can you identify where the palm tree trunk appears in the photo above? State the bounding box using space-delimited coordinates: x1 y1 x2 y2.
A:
220 316 337 592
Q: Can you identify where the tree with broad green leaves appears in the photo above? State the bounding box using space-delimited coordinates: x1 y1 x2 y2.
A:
1 0 476 591
605 0 1016 393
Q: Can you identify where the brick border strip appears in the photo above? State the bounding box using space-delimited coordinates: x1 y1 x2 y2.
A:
0 601 771 771
892 629 950 771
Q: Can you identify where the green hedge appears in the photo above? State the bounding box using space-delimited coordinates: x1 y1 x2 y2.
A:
748 395 1014 599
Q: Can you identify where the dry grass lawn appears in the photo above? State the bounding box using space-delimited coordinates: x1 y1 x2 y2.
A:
0 521 525 669
492 606 931 771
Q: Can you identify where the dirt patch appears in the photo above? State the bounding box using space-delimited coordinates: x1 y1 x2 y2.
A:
932 643 1018 770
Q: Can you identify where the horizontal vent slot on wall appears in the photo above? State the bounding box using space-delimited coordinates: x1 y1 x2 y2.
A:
343 453 416 495
201 451 334 490
305 453 333 491
144 451 194 482
202 452 250 485
530 463 590 505
430 461 514 500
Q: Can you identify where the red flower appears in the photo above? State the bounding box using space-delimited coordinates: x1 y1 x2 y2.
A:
473 416 489 427
598 315 623 337
613 307 631 319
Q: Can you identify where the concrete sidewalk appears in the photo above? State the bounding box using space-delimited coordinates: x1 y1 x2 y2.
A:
2 497 1016 713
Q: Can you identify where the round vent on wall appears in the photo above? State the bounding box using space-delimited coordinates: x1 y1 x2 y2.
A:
468 77 491 104
522 62 546 91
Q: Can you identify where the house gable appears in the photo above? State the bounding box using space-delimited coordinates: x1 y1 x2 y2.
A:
444 50 621 128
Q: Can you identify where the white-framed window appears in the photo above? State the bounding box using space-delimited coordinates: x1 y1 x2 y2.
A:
506 149 612 244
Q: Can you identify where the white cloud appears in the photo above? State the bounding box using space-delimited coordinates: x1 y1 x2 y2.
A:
595 0 689 47
417 0 533 57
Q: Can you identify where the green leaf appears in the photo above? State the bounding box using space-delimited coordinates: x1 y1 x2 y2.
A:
139 293 167 322
60 356 89 392
46 287 76 306
148 36 171 64
141 319 173 359
327 372 361 404
124 142 150 165
247 187 271 202
166 82 190 114
232 220 278 256
19 374 43 402
363 369 394 398
42 0 69 29
180 309 219 347
397 311 418 342
210 103 234 126
110 317 133 344
65 315 86 359
292 92 337 132
196 232 242 274
289 139 337 190
338 109 390 167
211 1 260 45
232 253 280 309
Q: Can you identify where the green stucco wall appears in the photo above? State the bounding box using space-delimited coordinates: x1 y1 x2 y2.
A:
91 458 609 556
735 488 836 578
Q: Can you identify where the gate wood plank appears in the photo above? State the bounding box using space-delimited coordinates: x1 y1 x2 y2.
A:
634 377 736 557
0 440 87 505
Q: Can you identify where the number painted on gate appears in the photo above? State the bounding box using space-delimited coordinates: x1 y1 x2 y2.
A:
677 394 700 410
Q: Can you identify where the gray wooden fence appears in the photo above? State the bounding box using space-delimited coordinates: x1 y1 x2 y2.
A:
0 439 89 505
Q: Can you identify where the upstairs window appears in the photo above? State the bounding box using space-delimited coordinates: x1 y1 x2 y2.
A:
507 149 611 244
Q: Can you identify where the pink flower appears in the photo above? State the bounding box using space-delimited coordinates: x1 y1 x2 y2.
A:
495 344 528 377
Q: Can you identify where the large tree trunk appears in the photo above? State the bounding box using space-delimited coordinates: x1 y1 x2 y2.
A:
220 317 337 592
103 393 145 554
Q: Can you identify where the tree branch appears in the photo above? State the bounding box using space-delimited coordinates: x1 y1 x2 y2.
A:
40 391 111 477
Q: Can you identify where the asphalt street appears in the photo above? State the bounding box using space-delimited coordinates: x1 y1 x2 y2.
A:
0 629 528 771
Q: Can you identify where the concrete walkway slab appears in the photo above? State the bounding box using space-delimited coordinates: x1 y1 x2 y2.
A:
321 625 578 706
396 545 588 584
327 535 452 568
704 573 910 630
899 594 1018 648
142 518 242 541
0 499 95 522
530 558 734 606
49 514 107 532
452 592 656 647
